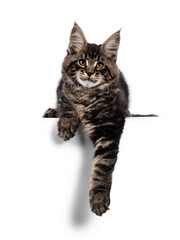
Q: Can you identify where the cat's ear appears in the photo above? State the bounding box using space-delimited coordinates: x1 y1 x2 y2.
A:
101 31 120 60
68 23 87 54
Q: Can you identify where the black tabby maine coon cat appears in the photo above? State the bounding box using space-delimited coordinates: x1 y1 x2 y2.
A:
43 23 131 216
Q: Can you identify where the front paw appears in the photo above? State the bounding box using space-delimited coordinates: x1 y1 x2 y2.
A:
57 119 76 141
90 190 110 216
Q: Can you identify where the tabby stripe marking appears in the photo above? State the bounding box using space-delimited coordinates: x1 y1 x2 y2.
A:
66 60 77 72
95 163 115 174
104 153 117 159
94 169 106 177
93 178 100 182
94 142 118 157
93 185 106 190
95 139 114 151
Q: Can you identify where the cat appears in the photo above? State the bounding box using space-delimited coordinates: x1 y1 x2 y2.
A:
43 23 156 216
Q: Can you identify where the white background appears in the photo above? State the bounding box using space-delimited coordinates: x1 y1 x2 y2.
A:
0 0 180 239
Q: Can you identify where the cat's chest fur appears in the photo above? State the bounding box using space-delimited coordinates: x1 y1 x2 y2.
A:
63 81 122 121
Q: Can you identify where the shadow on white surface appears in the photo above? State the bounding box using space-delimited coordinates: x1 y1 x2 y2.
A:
51 123 94 226
71 127 93 226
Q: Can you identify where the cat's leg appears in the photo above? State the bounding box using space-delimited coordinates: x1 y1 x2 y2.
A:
85 118 125 216
43 108 58 118
58 108 80 141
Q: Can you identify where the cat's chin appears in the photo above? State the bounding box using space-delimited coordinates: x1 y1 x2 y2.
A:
77 77 101 88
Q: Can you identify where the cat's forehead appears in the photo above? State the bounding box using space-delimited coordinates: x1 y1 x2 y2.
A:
84 43 101 60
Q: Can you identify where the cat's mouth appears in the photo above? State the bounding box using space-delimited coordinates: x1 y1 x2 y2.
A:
77 76 102 88
80 77 97 83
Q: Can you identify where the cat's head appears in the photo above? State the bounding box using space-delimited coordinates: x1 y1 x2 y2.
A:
62 23 120 88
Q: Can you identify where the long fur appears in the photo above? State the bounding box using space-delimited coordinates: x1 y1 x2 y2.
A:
43 24 156 216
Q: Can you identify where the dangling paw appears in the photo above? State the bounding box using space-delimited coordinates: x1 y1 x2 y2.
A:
90 190 110 216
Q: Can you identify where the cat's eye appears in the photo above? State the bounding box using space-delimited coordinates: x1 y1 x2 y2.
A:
79 59 86 67
96 62 104 70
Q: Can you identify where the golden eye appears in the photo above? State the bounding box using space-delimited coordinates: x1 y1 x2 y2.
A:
96 62 104 70
79 59 86 67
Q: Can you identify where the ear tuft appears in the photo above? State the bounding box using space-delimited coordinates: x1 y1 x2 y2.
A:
101 32 120 60
116 28 122 34
68 24 87 54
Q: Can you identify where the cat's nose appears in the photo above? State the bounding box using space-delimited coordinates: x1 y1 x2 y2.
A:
86 71 94 77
